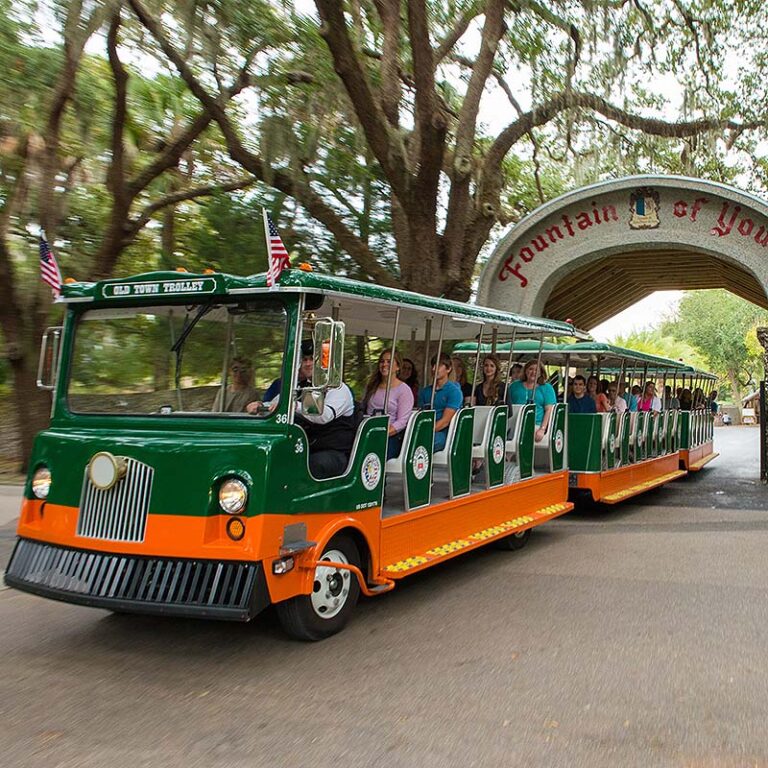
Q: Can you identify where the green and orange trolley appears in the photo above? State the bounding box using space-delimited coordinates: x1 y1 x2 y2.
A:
5 268 580 639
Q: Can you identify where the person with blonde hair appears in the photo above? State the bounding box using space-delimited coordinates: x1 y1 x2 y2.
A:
507 360 556 442
362 349 414 458
213 356 260 413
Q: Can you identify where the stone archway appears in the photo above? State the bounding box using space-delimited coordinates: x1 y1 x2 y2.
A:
477 175 768 329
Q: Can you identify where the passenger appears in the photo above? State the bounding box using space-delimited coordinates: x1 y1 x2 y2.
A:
679 387 693 410
567 374 596 414
419 353 463 452
510 362 523 381
400 357 420 400
212 357 261 413
638 381 662 412
628 384 642 412
507 360 556 443
450 355 474 403
473 354 505 406
709 390 720 415
362 349 414 459
262 339 313 402
693 387 706 409
587 375 610 413
668 386 681 410
606 381 627 414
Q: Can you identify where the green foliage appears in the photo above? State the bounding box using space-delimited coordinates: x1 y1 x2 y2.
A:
663 290 768 391
610 329 706 369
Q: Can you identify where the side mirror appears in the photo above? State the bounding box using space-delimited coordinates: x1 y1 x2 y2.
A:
312 318 344 389
37 326 63 391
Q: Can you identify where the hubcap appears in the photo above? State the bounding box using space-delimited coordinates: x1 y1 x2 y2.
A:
310 548 351 620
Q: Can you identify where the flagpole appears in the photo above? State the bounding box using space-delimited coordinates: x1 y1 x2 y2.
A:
262 207 275 290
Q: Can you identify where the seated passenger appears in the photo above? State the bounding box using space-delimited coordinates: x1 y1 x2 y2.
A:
362 349 414 459
606 381 627 414
587 375 610 413
679 387 693 410
473 354 505 405
709 390 719 414
628 385 642 412
212 357 260 413
507 360 556 443
400 357 420 400
419 352 463 451
450 355 473 404
567 375 596 414
638 382 662 412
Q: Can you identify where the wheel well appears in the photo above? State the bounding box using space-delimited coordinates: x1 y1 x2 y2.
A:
331 526 371 581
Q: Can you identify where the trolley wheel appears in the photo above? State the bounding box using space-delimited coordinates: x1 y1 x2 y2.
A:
276 534 361 641
495 528 531 551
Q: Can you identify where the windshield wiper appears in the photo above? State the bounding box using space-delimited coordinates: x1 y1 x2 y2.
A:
171 300 216 353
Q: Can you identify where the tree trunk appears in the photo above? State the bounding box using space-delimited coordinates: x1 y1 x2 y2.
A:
727 368 741 404
8 353 51 473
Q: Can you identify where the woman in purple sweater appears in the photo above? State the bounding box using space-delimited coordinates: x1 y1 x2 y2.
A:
362 350 415 459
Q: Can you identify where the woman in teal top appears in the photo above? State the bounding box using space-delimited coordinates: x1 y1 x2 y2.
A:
507 360 556 443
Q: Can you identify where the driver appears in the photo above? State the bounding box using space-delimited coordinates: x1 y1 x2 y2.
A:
246 341 357 478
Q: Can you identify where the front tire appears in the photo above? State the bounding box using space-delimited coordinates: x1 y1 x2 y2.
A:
495 528 531 551
276 534 361 641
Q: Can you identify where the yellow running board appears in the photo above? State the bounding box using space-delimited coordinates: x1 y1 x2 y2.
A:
689 452 719 471
601 469 687 504
382 501 573 577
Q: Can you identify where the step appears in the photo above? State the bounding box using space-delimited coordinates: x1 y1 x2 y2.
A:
382 501 573 577
601 469 687 504
689 452 719 471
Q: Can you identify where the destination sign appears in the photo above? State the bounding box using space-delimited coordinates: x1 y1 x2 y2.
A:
102 278 217 298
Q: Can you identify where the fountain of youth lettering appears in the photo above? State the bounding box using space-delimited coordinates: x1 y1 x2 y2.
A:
478 175 768 329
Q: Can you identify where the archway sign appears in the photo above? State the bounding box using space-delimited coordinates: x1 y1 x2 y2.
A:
477 175 768 330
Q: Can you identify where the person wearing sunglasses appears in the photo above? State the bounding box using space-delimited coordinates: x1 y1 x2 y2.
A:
212 356 261 413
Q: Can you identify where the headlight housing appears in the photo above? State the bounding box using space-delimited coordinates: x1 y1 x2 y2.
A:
218 478 248 514
31 466 52 499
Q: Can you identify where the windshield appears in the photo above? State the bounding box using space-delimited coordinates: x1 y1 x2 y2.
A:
67 299 287 417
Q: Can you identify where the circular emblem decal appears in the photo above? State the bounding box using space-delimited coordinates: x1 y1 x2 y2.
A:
412 446 430 480
554 429 564 454
492 435 505 464
361 453 381 491
609 434 616 452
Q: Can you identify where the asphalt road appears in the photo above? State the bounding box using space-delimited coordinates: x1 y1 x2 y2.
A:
1 427 766 768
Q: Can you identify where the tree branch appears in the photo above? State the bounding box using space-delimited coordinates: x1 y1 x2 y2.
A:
125 177 257 241
314 0 408 201
128 0 399 288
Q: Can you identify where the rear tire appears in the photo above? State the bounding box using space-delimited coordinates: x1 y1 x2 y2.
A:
276 534 361 641
495 528 531 551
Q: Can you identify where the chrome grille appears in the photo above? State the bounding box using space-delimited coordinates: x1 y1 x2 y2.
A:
5 539 261 619
77 457 154 542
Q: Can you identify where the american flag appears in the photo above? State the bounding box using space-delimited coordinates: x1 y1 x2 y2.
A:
39 236 62 298
263 209 290 288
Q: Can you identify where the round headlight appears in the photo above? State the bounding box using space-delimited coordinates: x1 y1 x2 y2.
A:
88 452 127 490
219 478 248 514
32 467 52 499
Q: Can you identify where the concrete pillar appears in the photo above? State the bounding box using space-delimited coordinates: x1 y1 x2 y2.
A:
757 327 768 483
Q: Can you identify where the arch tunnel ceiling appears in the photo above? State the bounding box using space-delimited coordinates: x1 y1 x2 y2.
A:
544 249 768 330
477 176 768 332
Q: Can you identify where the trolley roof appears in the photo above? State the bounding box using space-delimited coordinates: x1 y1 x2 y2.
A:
59 268 581 340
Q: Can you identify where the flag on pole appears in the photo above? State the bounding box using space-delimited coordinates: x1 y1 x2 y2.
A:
39 235 62 298
263 209 290 288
